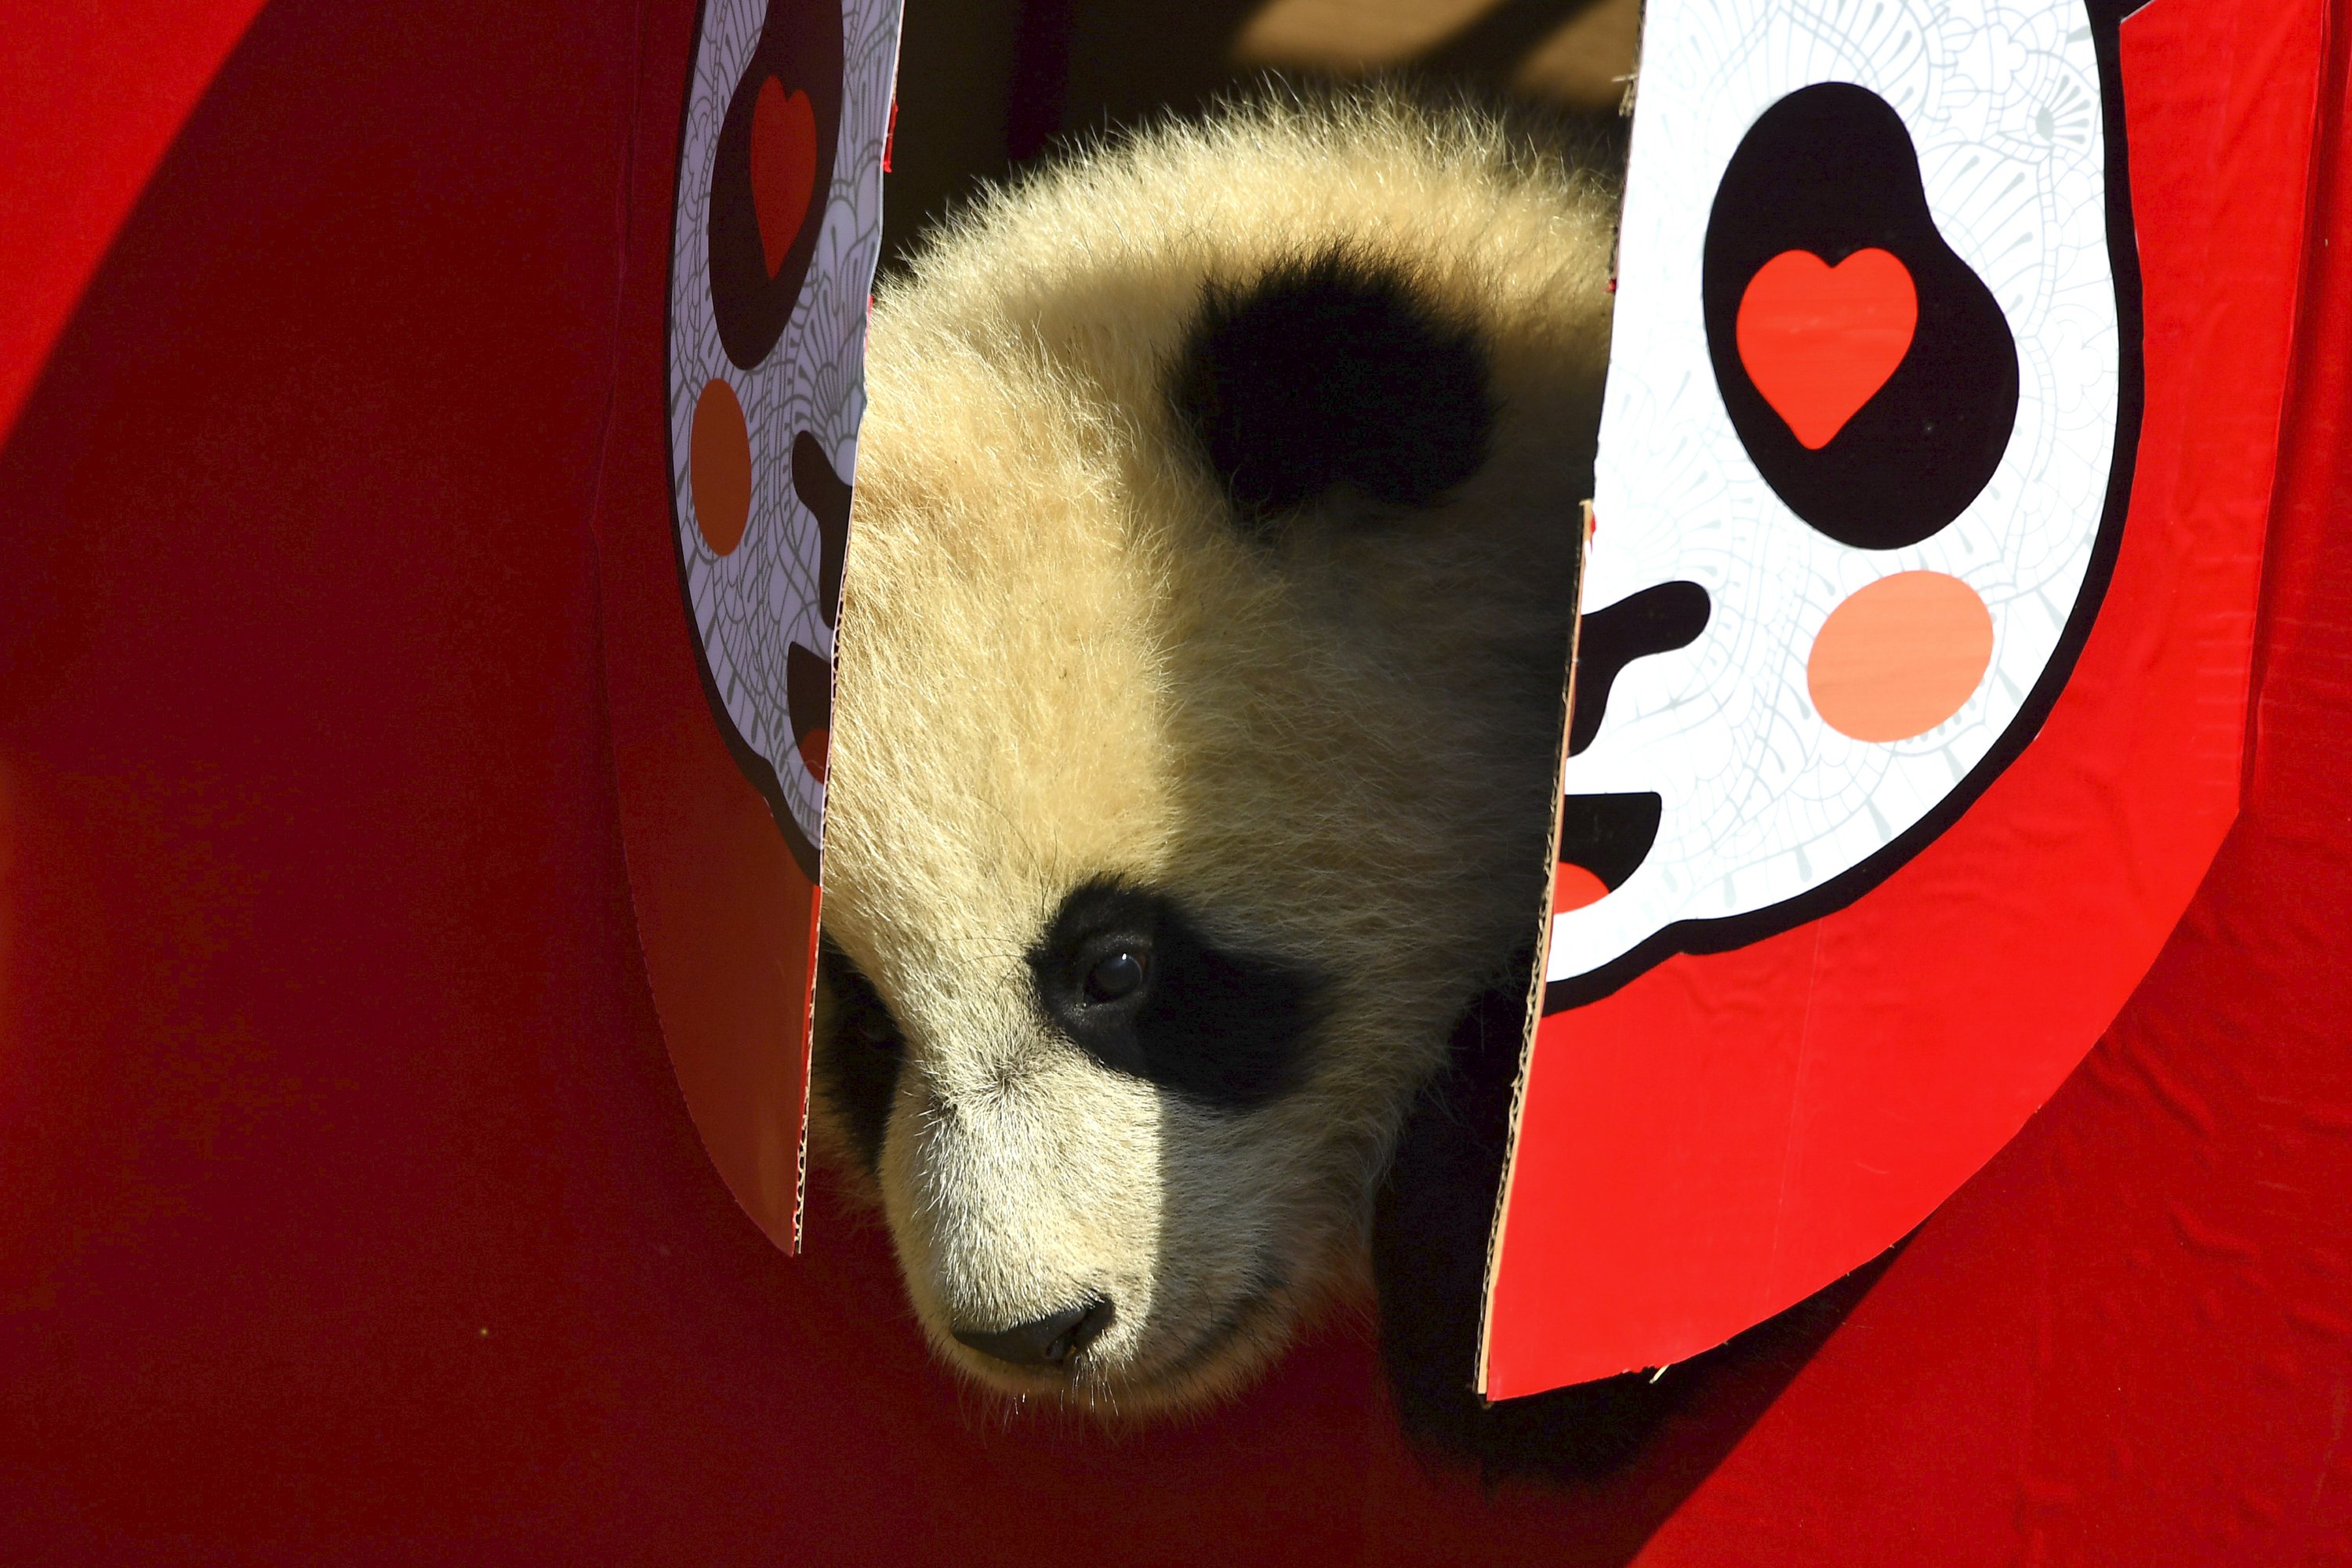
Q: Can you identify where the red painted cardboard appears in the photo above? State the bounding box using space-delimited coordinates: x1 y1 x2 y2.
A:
597 370 827 1253
1483 0 2321 1396
599 0 898 1254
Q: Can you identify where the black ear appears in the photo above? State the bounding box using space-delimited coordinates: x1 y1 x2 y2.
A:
1171 249 1494 535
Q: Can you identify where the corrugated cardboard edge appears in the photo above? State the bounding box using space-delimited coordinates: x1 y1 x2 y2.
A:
1474 500 1592 1400
791 882 823 1252
789 5 907 1255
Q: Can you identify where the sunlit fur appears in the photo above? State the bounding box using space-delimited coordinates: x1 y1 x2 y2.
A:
814 89 1617 1417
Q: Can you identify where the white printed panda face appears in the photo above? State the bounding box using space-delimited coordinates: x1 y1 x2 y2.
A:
1546 0 2133 1000
666 0 898 879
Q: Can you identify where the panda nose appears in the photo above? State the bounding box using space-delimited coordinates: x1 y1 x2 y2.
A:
951 1298 1115 1369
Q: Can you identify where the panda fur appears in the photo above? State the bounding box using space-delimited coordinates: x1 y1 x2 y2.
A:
813 89 1624 1458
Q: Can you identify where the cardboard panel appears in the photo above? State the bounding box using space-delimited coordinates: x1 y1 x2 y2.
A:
1485 0 2318 1396
597 0 902 1253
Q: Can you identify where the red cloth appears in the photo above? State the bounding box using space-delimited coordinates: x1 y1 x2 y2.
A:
1 1 2347 1560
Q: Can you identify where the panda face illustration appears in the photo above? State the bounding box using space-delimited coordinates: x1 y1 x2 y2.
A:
666 0 898 880
1546 0 2136 1002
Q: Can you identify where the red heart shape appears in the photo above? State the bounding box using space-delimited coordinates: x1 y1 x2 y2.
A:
1736 248 1918 449
750 77 818 281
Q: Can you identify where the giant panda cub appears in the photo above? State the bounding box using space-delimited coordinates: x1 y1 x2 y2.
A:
815 91 1617 1459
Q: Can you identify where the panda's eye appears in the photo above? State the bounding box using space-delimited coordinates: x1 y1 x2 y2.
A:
1083 948 1149 1004
1031 878 1322 1108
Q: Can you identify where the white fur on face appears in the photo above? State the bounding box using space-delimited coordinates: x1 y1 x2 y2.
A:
815 91 1617 1415
877 1018 1319 1408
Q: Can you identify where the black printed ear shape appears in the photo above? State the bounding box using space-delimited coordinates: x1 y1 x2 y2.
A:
1171 249 1494 536
707 0 845 369
1703 83 2019 550
786 641 832 782
1568 583 1711 757
792 431 852 628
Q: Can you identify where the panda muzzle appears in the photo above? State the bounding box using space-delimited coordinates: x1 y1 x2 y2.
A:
950 1298 1116 1370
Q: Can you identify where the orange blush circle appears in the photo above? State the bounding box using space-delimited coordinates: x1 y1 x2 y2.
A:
1807 570 1994 742
690 379 753 556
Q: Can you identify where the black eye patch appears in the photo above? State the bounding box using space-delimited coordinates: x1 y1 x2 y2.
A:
812 936 907 1176
1027 880 1325 1110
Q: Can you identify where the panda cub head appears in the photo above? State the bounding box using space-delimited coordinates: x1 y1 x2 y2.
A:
816 93 1615 1417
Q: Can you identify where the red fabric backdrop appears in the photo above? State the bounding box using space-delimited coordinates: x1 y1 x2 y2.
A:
1 2 2347 1563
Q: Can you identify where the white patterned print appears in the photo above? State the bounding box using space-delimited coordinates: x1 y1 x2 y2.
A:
1550 0 2122 987
666 0 902 859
